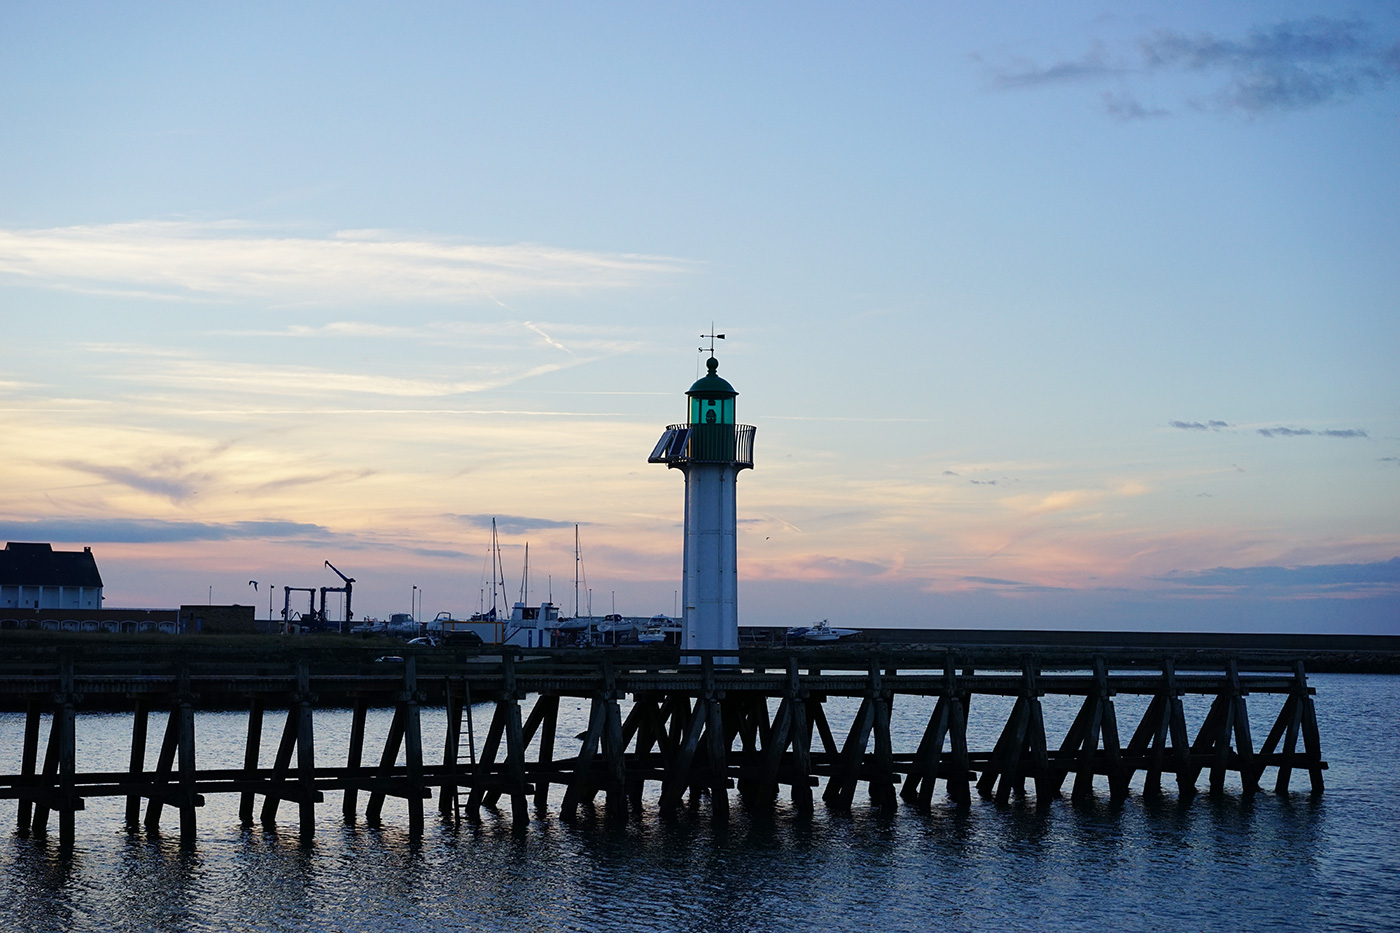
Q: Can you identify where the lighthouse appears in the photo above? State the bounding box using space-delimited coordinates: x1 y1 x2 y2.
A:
648 345 755 657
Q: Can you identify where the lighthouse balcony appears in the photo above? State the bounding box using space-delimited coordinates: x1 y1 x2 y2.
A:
649 423 755 469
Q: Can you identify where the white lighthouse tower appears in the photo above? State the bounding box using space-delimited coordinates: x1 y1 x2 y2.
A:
648 341 755 657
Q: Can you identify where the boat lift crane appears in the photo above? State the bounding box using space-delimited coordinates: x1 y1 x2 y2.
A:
321 561 355 634
281 587 318 632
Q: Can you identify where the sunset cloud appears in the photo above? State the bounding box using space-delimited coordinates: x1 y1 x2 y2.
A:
0 221 688 305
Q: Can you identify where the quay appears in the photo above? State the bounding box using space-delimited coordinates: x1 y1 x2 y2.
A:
0 634 1357 847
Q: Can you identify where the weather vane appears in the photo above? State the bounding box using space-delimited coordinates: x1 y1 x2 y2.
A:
699 325 725 357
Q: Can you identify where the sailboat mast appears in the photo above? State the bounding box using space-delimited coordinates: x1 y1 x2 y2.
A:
490 518 499 618
574 524 580 618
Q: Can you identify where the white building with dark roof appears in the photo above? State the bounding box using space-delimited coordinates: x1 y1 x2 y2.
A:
0 542 104 610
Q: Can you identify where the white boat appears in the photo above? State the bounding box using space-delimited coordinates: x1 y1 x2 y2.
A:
635 614 672 644
788 619 860 643
502 600 561 648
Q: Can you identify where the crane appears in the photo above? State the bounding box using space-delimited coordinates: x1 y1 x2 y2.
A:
322 561 356 634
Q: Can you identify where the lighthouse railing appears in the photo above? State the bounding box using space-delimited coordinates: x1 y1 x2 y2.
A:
649 424 754 468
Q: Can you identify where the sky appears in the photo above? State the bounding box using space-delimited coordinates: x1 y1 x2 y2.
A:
1 1 1397 633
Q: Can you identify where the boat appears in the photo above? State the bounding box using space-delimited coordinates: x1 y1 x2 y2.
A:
788 619 861 643
637 614 680 645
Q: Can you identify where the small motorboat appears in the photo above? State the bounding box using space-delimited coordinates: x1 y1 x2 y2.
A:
796 619 860 643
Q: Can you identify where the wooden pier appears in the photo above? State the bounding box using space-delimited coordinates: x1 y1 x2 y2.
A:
0 643 1329 846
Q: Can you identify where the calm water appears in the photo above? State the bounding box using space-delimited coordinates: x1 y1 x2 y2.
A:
1 674 1397 932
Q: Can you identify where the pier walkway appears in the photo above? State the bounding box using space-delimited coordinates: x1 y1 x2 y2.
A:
0 640 1334 846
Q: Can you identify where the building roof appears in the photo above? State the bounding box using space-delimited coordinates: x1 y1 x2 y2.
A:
0 542 104 588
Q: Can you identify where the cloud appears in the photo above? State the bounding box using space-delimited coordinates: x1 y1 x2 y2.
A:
1103 91 1170 121
1160 557 1400 594
450 514 581 535
1257 426 1368 438
1169 419 1230 430
987 17 1400 117
0 518 332 544
0 221 688 305
991 42 1127 88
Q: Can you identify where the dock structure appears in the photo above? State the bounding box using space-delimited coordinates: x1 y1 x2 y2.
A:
0 644 1329 846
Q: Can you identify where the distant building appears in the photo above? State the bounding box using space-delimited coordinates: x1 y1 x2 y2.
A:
178 604 258 634
0 542 104 611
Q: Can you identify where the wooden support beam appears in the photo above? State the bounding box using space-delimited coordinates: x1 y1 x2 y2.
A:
1127 694 1167 797
703 697 729 815
146 706 182 832
17 698 41 835
825 696 874 810
1299 666 1325 795
239 696 264 825
602 694 628 819
562 696 608 819
366 706 407 823
344 696 368 821
533 695 560 811
464 701 505 822
504 694 530 829
177 668 199 846
659 697 705 811
789 694 814 814
401 657 425 836
903 697 950 807
127 696 150 829
439 680 461 819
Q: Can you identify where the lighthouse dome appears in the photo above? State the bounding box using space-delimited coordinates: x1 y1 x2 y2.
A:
687 357 736 398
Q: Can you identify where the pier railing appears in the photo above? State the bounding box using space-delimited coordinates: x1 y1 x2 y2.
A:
0 644 1328 846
